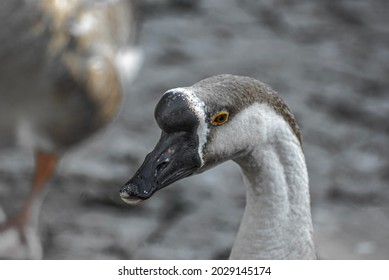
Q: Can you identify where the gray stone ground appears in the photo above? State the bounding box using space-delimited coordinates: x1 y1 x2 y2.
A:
1 0 389 259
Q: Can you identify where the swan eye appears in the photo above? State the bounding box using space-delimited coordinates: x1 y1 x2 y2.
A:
211 111 229 126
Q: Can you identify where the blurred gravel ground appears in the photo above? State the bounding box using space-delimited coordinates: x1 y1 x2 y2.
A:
1 0 388 259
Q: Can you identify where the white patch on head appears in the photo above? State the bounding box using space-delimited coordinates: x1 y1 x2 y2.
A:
163 87 209 166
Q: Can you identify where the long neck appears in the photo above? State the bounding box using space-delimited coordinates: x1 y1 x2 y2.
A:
230 130 316 259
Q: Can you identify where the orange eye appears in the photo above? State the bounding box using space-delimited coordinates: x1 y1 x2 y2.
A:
211 111 229 126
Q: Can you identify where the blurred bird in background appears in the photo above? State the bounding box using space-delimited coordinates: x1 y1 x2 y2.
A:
0 0 141 259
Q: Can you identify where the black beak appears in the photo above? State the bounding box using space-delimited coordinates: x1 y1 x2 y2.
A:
120 131 201 204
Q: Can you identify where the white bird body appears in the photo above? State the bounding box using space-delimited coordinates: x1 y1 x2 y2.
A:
121 75 316 259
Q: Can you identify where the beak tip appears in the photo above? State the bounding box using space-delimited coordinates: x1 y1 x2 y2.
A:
121 196 144 205
120 183 151 205
120 187 144 205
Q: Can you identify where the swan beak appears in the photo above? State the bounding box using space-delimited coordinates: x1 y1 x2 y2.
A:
120 131 201 204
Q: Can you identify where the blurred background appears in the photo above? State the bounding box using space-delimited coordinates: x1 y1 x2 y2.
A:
0 0 388 259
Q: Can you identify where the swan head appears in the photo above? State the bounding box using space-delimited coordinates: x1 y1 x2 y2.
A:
120 74 301 204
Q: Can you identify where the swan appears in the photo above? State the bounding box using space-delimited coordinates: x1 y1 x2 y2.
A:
0 0 141 259
120 74 316 259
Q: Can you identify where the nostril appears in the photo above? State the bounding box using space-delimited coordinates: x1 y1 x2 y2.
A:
155 160 169 177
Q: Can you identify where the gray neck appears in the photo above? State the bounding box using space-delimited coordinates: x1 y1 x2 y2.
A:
230 133 316 259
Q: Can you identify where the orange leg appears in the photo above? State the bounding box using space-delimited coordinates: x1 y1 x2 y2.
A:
33 151 58 192
20 150 59 224
0 151 58 259
1 150 58 231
